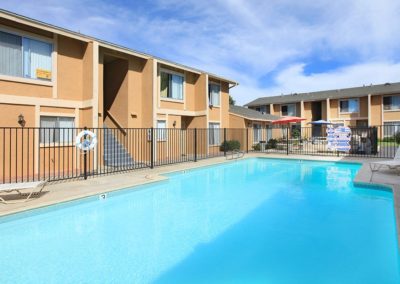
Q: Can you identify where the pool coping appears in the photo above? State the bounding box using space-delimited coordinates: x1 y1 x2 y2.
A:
0 153 399 246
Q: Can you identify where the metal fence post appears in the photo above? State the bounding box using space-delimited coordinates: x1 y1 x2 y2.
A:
246 128 249 153
286 126 289 155
224 128 227 156
83 126 88 180
194 128 197 162
150 127 154 169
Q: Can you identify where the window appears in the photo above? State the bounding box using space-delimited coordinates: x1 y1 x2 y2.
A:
281 104 296 116
209 123 220 145
209 83 220 106
340 99 359 113
383 121 400 137
266 125 272 139
383 96 400 111
253 124 262 143
160 71 184 100
255 105 269 114
156 120 167 141
40 116 75 143
0 31 52 80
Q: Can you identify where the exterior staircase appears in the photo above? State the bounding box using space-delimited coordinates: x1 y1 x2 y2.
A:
103 126 135 167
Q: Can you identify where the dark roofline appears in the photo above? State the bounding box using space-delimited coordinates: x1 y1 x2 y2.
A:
229 105 280 121
245 82 400 107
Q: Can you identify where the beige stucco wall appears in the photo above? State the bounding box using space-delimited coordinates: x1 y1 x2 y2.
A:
186 115 207 128
303 102 312 124
195 74 207 111
330 99 339 119
220 82 230 128
209 106 220 122
229 114 246 128
359 96 368 117
57 35 85 101
0 104 36 127
82 42 94 101
273 104 280 115
40 106 75 114
185 72 197 111
141 59 154 128
0 81 52 98
370 95 382 125
127 56 147 128
383 111 400 121
80 107 93 127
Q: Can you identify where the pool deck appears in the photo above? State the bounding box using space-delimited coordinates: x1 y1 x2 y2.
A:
0 153 399 220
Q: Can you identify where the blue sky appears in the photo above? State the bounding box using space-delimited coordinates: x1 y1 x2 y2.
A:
2 0 400 105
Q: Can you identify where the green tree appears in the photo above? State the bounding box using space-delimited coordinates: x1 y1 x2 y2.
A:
229 95 236 105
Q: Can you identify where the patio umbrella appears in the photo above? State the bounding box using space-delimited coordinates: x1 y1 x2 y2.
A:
307 120 332 125
271 116 306 124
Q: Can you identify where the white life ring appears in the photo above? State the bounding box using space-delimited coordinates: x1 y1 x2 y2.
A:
75 130 97 151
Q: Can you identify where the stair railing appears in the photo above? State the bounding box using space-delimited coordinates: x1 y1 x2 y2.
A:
106 110 127 136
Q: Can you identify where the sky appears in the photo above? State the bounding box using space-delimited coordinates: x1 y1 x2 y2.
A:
2 0 400 105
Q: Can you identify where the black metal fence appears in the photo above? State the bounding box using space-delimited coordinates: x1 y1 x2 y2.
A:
0 125 399 184
251 125 400 158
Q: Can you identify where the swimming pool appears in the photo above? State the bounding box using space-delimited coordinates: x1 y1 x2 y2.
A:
0 158 398 283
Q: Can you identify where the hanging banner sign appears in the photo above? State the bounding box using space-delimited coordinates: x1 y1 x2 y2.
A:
326 126 352 152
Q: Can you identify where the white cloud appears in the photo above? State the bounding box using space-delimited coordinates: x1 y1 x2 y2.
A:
1 0 400 106
232 61 400 105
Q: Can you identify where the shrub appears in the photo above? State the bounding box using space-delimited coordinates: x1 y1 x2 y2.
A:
395 132 400 144
252 143 261 151
292 129 301 139
380 132 400 144
266 138 278 149
220 140 241 151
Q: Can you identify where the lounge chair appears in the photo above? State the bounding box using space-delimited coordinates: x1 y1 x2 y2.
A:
226 149 245 160
0 180 47 204
370 147 400 181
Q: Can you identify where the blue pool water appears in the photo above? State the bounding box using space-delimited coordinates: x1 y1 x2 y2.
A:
0 158 398 283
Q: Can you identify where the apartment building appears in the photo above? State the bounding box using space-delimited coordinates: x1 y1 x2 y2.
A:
0 9 240 182
245 83 400 137
229 105 280 146
0 9 237 131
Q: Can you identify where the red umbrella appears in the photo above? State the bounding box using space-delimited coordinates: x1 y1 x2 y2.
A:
272 116 306 124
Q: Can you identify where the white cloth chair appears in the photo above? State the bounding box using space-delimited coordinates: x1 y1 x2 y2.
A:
0 180 47 204
370 147 400 180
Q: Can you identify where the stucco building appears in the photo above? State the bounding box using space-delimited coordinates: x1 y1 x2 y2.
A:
245 83 400 138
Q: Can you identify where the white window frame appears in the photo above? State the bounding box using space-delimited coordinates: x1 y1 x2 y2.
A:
39 116 75 145
156 120 167 141
0 27 54 83
383 95 400 112
281 104 296 116
159 68 185 102
208 82 221 107
339 98 359 114
208 122 220 146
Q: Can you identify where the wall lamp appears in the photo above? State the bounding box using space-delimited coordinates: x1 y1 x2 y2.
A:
18 114 26 127
173 120 177 128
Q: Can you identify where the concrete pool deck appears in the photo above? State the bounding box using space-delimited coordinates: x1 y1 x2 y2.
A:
0 153 399 219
